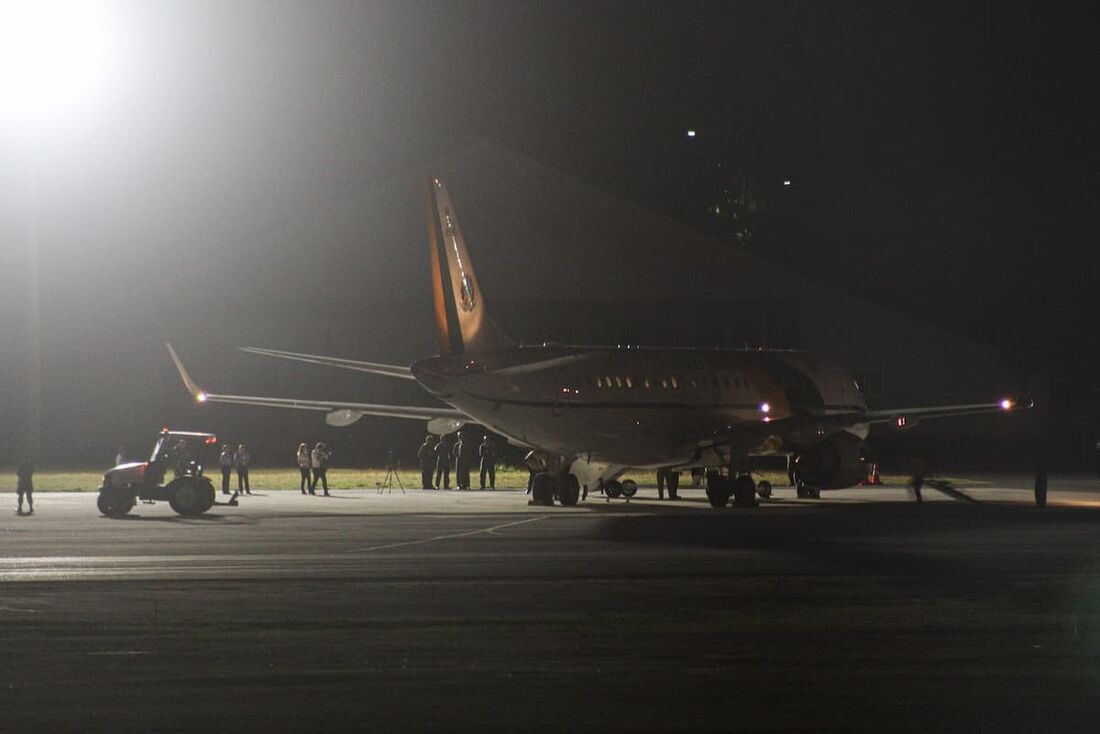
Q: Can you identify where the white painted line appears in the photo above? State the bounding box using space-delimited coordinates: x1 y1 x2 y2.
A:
355 514 552 553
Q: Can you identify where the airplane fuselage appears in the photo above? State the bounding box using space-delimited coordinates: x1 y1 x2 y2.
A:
411 345 868 467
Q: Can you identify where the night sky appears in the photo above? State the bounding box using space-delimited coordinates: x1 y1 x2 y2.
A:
2 1 1098 456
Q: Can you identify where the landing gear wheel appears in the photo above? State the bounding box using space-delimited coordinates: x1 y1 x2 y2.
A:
168 478 212 516
620 479 638 498
531 473 556 506
732 475 757 507
756 480 772 499
558 474 581 506
705 471 732 508
795 481 820 499
604 480 623 499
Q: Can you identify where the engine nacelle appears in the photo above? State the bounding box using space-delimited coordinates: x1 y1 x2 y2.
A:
793 432 869 489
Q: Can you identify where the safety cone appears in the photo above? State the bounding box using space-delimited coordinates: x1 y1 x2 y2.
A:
863 463 882 485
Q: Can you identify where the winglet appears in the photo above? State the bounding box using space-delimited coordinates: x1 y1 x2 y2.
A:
165 342 208 403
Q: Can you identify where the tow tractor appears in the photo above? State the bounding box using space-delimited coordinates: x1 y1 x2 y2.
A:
97 429 228 517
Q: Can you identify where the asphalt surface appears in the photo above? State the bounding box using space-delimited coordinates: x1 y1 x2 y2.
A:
4 478 1100 732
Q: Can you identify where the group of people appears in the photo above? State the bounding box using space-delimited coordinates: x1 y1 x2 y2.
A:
296 442 332 495
417 431 496 490
218 443 253 495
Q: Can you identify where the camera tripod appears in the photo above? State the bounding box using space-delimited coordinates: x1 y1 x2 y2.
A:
378 460 405 494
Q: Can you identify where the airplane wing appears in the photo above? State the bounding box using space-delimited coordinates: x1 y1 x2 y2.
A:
703 395 1032 455
166 343 467 431
862 396 1032 428
238 346 415 380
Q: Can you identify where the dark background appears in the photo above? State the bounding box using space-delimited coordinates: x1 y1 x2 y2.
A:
1 1 1096 467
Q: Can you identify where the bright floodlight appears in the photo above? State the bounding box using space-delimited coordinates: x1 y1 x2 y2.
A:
686 129 696 138
1000 398 1013 410
759 402 771 413
0 1 115 121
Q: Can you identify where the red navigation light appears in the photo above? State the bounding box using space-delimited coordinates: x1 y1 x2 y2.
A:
896 416 907 428
205 436 218 444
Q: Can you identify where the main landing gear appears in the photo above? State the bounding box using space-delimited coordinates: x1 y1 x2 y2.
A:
705 471 758 508
530 472 582 507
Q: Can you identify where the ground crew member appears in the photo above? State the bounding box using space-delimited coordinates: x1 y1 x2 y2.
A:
453 431 470 490
16 460 34 515
297 442 311 494
115 447 126 466
311 442 331 496
786 455 797 486
478 435 496 490
417 435 436 489
218 443 234 495
435 435 452 489
656 468 667 499
235 443 252 495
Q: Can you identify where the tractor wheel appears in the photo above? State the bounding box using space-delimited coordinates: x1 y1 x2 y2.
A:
168 478 209 516
756 480 773 499
620 479 638 498
97 489 134 517
603 480 623 498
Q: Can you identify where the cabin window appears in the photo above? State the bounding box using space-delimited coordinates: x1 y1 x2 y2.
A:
614 376 622 388
723 376 730 388
596 377 603 388
644 378 651 389
625 377 633 388
671 376 679 389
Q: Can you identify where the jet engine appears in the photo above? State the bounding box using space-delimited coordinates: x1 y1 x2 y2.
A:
793 432 869 489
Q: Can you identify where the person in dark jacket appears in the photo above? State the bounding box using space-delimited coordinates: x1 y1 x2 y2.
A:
435 435 452 489
311 442 331 496
478 435 496 490
235 443 252 495
218 444 234 495
17 460 34 515
453 431 470 490
417 435 437 489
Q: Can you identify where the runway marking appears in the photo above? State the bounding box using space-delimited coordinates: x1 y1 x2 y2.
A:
0 605 40 613
355 515 552 553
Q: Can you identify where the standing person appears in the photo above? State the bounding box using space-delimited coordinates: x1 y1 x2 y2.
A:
434 435 452 490
786 455 797 487
656 468 667 500
453 431 469 490
16 460 34 515
311 442 331 496
297 442 311 494
235 443 252 495
218 443 234 495
478 435 496 490
114 447 127 466
417 435 437 490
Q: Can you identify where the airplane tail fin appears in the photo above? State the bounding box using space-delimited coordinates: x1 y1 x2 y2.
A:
425 178 513 356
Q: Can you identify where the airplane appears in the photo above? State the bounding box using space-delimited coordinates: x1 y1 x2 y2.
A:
167 178 1031 508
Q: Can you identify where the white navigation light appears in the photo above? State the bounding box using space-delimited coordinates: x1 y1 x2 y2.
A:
759 402 771 414
686 129 696 138
783 179 792 187
197 392 208 403
1000 398 1013 410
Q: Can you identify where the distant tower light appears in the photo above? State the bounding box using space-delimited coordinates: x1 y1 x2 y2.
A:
686 129 697 138
782 179 792 187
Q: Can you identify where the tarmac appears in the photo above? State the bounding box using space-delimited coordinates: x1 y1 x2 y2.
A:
4 476 1100 732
